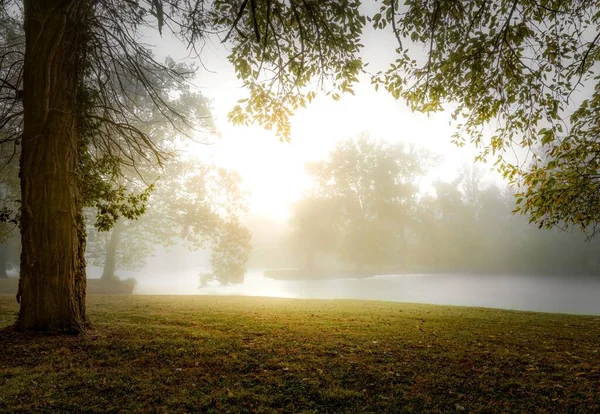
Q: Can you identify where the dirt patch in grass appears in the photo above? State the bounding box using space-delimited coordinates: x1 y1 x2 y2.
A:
1 295 599 413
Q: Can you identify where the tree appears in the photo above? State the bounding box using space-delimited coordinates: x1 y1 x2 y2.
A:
14 1 90 331
459 164 485 220
430 178 470 270
412 177 600 275
87 160 247 280
82 85 222 281
288 196 338 269
303 134 431 270
0 6 210 329
373 0 600 236
0 0 367 331
202 219 252 286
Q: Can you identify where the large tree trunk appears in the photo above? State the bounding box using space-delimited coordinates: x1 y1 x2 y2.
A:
16 0 89 332
101 220 124 280
0 244 7 279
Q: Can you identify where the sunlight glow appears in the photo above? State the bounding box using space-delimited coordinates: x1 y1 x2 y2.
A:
158 25 497 220
187 84 490 219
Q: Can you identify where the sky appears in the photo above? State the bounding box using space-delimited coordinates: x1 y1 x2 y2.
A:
152 12 500 221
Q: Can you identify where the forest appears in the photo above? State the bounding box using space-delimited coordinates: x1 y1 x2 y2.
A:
281 135 600 277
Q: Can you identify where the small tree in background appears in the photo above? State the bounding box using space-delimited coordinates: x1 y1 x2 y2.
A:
203 219 252 286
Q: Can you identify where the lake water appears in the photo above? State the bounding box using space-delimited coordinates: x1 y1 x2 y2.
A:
101 267 600 316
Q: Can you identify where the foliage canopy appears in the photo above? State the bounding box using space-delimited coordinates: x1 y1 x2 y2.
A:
372 0 600 236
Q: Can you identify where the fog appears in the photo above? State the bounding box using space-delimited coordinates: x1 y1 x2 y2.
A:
84 196 600 316
87 263 600 316
6 134 600 316
2 1 600 319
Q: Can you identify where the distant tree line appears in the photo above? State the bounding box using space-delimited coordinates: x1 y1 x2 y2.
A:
290 135 600 277
413 173 600 275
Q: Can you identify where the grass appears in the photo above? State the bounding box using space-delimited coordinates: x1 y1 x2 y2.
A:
0 295 599 413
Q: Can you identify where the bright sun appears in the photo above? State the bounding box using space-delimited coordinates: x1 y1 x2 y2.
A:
187 83 486 220
158 26 491 221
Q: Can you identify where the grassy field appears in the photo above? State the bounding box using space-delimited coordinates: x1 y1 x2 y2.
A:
0 295 599 413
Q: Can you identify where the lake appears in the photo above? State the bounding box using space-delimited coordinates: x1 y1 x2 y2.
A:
106 267 600 316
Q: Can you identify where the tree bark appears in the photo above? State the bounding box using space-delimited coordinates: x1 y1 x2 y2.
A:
0 244 7 279
101 220 124 280
16 0 89 332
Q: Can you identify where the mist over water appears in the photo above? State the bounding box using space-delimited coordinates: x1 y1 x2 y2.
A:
68 135 600 320
89 266 600 316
